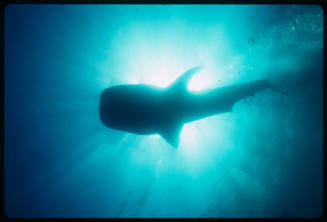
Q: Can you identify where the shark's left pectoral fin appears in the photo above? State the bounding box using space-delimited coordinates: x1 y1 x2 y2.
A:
160 123 184 148
169 66 203 91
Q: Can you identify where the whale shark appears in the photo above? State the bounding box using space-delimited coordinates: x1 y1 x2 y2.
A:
99 66 283 147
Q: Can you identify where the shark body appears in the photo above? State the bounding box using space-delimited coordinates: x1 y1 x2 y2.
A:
99 66 281 147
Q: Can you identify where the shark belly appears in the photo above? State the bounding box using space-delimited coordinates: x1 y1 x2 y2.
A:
99 66 281 148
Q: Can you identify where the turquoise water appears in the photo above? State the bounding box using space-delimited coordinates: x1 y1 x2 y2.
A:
4 4 323 218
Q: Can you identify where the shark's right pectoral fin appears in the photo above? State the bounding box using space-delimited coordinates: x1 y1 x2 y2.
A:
160 123 184 148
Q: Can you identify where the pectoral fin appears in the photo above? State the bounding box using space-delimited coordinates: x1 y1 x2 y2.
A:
160 123 184 148
168 66 203 91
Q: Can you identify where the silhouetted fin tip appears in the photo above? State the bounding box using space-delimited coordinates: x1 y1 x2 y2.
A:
160 123 184 148
268 81 287 95
169 66 204 91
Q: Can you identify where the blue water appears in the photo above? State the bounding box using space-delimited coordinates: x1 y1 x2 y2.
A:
4 4 323 218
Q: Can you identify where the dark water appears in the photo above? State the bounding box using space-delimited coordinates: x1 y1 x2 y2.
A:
4 4 323 218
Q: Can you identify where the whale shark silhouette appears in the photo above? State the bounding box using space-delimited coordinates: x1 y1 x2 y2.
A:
99 66 283 147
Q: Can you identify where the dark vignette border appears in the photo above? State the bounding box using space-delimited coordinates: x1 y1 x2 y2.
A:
0 0 325 221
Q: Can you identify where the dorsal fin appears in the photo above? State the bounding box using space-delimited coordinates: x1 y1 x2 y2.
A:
160 122 184 148
168 66 203 91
